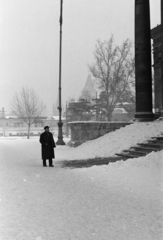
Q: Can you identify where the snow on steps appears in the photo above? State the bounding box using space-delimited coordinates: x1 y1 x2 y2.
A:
115 135 163 159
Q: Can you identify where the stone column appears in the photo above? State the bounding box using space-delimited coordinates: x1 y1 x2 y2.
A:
161 0 163 115
135 0 154 120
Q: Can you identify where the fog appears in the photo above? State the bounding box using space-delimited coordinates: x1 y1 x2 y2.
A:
0 0 161 115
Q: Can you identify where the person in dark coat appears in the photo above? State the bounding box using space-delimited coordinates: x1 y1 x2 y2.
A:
39 126 56 167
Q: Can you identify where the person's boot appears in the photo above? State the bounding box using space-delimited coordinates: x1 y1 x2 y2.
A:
49 159 54 167
43 159 47 167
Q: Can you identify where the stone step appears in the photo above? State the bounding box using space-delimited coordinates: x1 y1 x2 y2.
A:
147 140 163 145
151 136 163 141
115 153 138 159
137 143 163 149
131 146 157 152
115 135 163 160
123 150 146 156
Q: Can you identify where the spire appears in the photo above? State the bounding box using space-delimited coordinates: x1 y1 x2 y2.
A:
81 75 96 100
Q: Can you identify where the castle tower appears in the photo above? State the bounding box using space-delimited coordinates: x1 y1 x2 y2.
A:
81 75 96 101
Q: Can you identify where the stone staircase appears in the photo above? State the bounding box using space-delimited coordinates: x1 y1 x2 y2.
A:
115 135 163 159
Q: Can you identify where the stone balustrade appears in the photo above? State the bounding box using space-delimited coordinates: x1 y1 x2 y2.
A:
67 121 132 147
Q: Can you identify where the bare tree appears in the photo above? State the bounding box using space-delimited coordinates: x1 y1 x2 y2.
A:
89 35 135 121
12 87 46 139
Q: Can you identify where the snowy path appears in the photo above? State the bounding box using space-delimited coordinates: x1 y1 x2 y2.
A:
0 138 163 239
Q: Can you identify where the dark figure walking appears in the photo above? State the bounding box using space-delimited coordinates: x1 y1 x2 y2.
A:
39 126 56 167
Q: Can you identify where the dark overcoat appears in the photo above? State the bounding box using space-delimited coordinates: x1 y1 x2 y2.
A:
39 131 56 160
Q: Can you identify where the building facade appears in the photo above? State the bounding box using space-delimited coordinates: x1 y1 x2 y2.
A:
0 112 66 137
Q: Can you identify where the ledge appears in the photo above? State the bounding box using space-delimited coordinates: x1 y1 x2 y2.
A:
67 121 132 147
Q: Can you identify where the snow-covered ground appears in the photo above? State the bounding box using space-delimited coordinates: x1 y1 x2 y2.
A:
0 121 163 239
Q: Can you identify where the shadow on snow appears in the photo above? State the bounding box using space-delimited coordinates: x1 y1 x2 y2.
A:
59 156 123 169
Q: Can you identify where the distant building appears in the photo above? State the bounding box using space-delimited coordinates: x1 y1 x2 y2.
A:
80 75 96 101
0 108 5 118
0 108 66 137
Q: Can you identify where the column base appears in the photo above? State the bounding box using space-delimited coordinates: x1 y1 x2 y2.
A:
56 121 66 145
56 137 65 145
134 112 154 122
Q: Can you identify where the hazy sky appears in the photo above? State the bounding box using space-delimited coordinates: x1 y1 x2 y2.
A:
0 0 161 114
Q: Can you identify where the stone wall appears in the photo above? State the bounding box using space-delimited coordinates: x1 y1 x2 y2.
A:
67 121 132 147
